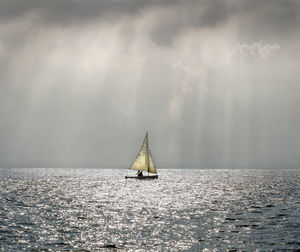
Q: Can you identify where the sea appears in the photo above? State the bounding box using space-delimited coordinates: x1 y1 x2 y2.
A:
0 168 299 252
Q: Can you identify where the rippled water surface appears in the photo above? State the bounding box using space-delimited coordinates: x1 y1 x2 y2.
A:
0 168 300 251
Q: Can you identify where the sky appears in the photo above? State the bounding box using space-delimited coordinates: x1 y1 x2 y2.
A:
0 0 300 168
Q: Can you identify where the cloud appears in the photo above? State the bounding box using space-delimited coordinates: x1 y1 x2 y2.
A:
1 0 300 45
0 0 300 168
231 42 280 63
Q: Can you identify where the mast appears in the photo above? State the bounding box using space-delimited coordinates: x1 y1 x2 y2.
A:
147 132 150 175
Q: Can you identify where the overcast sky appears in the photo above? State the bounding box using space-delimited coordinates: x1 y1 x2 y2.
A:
0 0 299 168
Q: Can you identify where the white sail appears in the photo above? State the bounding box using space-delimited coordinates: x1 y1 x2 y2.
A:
129 133 157 174
148 150 157 174
130 133 149 172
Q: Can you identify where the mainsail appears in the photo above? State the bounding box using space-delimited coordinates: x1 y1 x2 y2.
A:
129 133 157 174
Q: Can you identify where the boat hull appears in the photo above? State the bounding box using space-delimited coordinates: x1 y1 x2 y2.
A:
125 175 158 179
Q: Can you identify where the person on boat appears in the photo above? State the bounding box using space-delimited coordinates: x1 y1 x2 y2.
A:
137 170 143 177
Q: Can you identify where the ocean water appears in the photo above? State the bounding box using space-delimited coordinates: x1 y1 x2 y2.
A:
0 168 299 252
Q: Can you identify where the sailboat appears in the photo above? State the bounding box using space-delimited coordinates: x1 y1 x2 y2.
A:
125 132 158 179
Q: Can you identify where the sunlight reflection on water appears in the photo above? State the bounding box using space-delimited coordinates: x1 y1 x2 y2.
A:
0 168 300 251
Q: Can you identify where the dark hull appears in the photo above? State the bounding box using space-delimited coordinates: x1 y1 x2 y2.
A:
125 175 158 179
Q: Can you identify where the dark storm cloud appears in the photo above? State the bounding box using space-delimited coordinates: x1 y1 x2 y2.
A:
1 0 299 44
233 0 300 44
0 0 173 24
